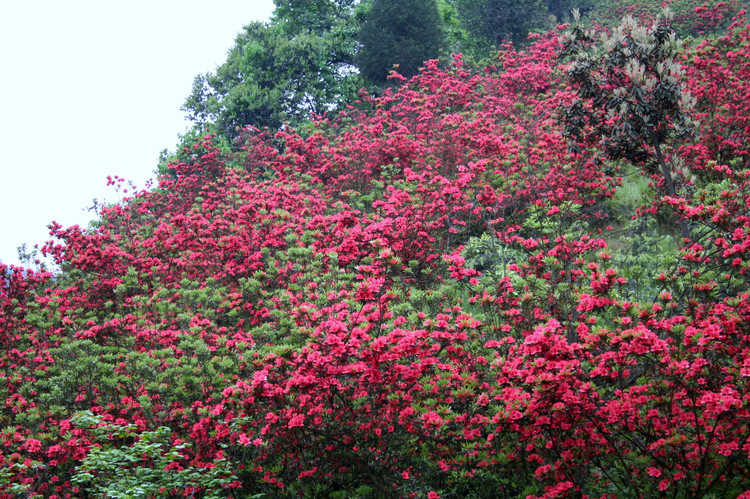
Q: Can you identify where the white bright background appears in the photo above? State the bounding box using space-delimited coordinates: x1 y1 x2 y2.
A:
0 1 275 267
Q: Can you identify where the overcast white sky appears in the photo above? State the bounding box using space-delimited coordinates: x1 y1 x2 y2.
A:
0 1 275 267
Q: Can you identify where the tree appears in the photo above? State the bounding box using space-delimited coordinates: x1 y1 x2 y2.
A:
435 0 470 55
545 0 592 21
272 0 362 33
182 1 365 139
455 0 549 52
183 22 284 136
561 8 697 239
356 0 446 85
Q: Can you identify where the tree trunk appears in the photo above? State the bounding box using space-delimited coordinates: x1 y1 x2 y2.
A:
648 128 691 241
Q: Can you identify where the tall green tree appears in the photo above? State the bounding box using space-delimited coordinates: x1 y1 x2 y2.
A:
356 0 446 86
182 1 365 139
183 22 283 136
455 0 549 51
436 0 470 55
273 0 362 33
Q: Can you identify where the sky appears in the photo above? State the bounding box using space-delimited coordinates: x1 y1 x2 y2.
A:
0 0 276 267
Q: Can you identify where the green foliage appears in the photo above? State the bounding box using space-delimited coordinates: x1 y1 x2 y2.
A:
611 167 654 212
464 232 525 282
70 411 236 498
356 0 447 85
272 0 362 33
546 0 594 21
609 216 681 301
436 0 471 54
183 2 364 139
562 9 697 163
455 0 550 52
562 8 698 238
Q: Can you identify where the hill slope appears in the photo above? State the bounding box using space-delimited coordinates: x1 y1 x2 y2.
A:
2 12 750 498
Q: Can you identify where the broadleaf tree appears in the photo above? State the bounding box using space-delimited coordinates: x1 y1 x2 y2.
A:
561 8 698 240
182 1 365 139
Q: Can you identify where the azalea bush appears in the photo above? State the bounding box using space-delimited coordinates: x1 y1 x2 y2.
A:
586 0 746 36
2 4 750 497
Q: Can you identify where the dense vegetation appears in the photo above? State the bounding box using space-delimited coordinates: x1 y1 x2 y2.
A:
3 0 750 497
356 0 446 85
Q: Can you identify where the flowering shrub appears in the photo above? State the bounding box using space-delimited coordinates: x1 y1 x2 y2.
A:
587 0 746 36
2 7 750 497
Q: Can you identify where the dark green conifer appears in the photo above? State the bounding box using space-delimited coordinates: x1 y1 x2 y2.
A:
356 0 446 85
456 0 548 50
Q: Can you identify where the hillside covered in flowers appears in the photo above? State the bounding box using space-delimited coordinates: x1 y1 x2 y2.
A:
2 2 750 497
